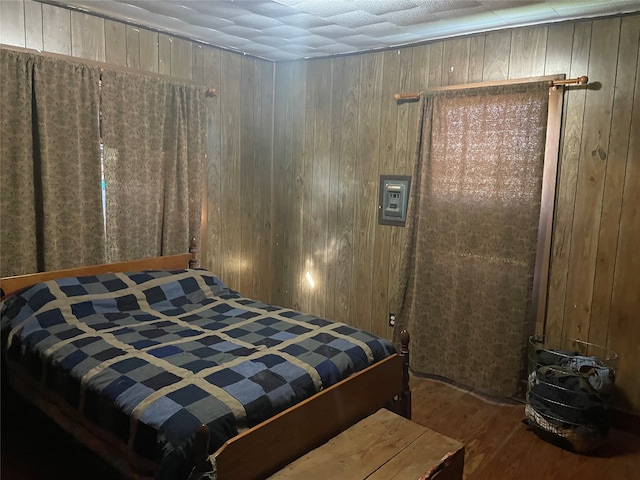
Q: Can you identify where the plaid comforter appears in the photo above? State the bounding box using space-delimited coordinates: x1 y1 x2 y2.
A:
1 269 395 478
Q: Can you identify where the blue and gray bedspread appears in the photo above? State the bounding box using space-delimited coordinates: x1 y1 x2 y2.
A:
0 269 395 478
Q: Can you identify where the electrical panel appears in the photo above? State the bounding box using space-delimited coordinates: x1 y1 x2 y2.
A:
378 175 411 226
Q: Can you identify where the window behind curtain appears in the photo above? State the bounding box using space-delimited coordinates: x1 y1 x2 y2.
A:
0 49 104 276
396 81 552 398
0 48 204 276
100 70 204 263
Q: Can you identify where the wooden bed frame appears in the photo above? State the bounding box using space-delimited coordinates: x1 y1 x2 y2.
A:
1 253 411 480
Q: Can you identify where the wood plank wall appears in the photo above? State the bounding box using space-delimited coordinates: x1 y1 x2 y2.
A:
0 0 275 304
272 15 640 414
1 1 638 415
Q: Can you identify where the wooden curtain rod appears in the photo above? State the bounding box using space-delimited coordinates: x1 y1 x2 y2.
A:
393 76 589 101
0 46 220 98
100 66 218 97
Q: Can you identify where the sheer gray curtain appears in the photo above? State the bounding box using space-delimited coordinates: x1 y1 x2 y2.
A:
395 82 550 398
0 49 104 276
101 70 204 262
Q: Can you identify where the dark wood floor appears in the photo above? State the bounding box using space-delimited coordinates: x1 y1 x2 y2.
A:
2 375 639 479
411 375 640 480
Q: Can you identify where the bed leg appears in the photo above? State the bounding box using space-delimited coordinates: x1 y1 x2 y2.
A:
386 329 412 419
399 329 412 419
191 424 211 474
189 237 199 269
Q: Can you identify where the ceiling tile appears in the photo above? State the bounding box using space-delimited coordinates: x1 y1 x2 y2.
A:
324 11 385 29
47 0 640 61
350 0 420 16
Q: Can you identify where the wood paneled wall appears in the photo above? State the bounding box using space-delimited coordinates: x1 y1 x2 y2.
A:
272 15 640 414
1 1 638 414
0 0 275 304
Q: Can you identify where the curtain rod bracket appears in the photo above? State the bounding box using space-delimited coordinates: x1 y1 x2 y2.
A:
393 93 420 101
548 76 588 90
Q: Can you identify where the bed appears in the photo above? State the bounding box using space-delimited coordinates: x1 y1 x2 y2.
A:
0 252 410 480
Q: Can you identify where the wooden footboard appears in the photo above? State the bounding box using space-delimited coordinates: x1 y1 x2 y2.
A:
190 331 411 479
214 353 407 479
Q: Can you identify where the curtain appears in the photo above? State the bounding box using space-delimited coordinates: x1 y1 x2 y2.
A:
396 82 550 398
0 49 104 277
101 70 204 262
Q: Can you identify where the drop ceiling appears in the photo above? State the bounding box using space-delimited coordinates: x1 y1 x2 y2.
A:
45 0 640 61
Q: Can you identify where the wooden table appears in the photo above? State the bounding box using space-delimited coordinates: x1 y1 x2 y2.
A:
269 409 464 480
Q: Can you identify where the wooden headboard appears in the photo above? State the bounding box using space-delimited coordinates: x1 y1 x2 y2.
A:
0 253 192 297
1 238 199 296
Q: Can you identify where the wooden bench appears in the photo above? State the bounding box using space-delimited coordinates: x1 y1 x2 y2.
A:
268 409 464 479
